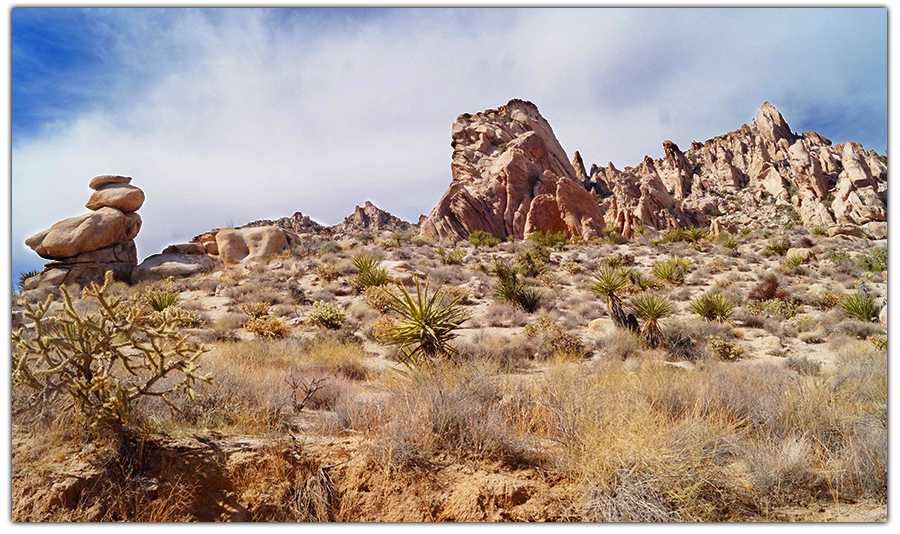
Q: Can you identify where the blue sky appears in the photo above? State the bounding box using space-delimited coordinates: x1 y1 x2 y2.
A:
8 6 888 285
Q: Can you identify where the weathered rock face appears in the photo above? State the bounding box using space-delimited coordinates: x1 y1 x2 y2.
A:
334 201 413 234
132 252 216 283
215 227 288 265
24 176 145 286
241 211 325 234
584 102 887 238
420 99 606 241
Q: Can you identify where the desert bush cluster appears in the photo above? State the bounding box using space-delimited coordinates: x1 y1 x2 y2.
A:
10 221 888 522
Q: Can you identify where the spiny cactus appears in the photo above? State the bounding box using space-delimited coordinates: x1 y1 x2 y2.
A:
11 271 210 430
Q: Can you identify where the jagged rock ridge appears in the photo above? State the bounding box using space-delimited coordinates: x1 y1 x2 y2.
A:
583 102 887 238
419 99 606 241
333 201 414 234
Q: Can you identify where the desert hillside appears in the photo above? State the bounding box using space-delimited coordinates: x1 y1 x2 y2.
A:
11 100 887 522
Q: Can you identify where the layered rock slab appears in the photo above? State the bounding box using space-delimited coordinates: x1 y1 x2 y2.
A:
420 99 605 241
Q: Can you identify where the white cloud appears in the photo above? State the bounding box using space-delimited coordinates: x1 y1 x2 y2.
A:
12 7 886 271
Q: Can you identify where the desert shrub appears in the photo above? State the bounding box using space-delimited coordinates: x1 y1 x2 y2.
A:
523 316 589 361
780 253 806 273
378 281 470 369
810 289 842 311
785 355 822 376
468 230 501 247
316 263 342 282
690 292 737 323
526 230 568 250
761 239 789 257
748 273 788 302
240 301 272 319
706 335 745 361
349 253 389 291
362 285 398 313
840 294 877 322
245 315 289 339
307 301 347 329
317 242 342 255
481 302 529 328
152 305 205 328
718 234 739 251
746 298 801 319
856 247 887 272
661 227 685 243
436 246 465 265
683 226 708 246
11 272 209 430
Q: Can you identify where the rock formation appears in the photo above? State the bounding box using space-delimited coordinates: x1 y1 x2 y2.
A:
241 211 325 235
584 102 887 238
333 201 414 234
419 99 606 241
24 175 143 287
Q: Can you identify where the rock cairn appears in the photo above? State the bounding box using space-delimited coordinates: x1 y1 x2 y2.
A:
25 175 143 288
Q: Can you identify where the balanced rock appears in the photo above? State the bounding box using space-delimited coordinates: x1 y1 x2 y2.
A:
420 99 605 241
89 174 132 190
26 240 138 288
26 207 141 260
85 183 145 213
215 226 288 265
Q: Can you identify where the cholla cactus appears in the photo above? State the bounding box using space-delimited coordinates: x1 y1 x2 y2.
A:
12 271 210 429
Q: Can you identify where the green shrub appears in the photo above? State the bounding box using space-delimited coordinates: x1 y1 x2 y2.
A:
515 247 548 277
690 292 737 323
378 280 470 368
652 257 690 285
761 239 789 257
491 259 541 312
317 241 343 254
840 293 876 322
468 230 500 247
436 246 466 265
706 335 745 361
11 272 209 429
812 225 827 236
307 301 347 329
856 247 887 273
526 230 568 250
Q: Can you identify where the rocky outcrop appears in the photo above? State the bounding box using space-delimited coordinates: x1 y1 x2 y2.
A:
241 211 325 234
215 227 289 265
333 201 413 234
24 175 143 287
420 99 606 241
132 252 216 283
583 102 887 238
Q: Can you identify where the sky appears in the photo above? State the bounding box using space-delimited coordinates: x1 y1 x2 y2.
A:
7 5 889 284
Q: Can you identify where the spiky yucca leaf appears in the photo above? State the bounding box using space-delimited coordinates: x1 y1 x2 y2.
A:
630 293 673 348
380 280 470 368
351 253 389 290
840 293 876 322
689 292 737 323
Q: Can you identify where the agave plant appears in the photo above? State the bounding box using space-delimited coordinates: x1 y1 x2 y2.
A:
380 280 470 368
689 292 737 323
684 226 708 246
491 258 541 312
630 293 673 348
652 257 689 285
591 267 632 328
840 293 876 322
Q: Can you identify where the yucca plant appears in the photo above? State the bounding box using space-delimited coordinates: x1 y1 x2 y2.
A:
379 280 470 368
141 287 179 312
591 267 632 328
662 227 685 243
350 253 389 291
630 293 673 348
840 293 876 322
761 239 790 257
16 269 41 292
684 226 708 246
491 259 540 312
689 292 737 323
652 257 689 285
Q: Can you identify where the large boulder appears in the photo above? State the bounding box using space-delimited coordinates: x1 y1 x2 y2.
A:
85 183 145 213
215 226 287 265
419 99 606 241
25 240 138 288
89 174 132 190
132 252 217 283
25 207 142 260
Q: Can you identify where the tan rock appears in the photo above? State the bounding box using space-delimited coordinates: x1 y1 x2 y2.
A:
587 318 616 338
89 175 131 190
215 226 287 265
827 223 866 238
26 207 142 260
420 99 605 241
85 183 145 213
710 218 738 236
162 243 208 255
785 248 814 262
132 253 217 283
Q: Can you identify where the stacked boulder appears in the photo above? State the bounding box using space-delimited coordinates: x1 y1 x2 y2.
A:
24 175 143 288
